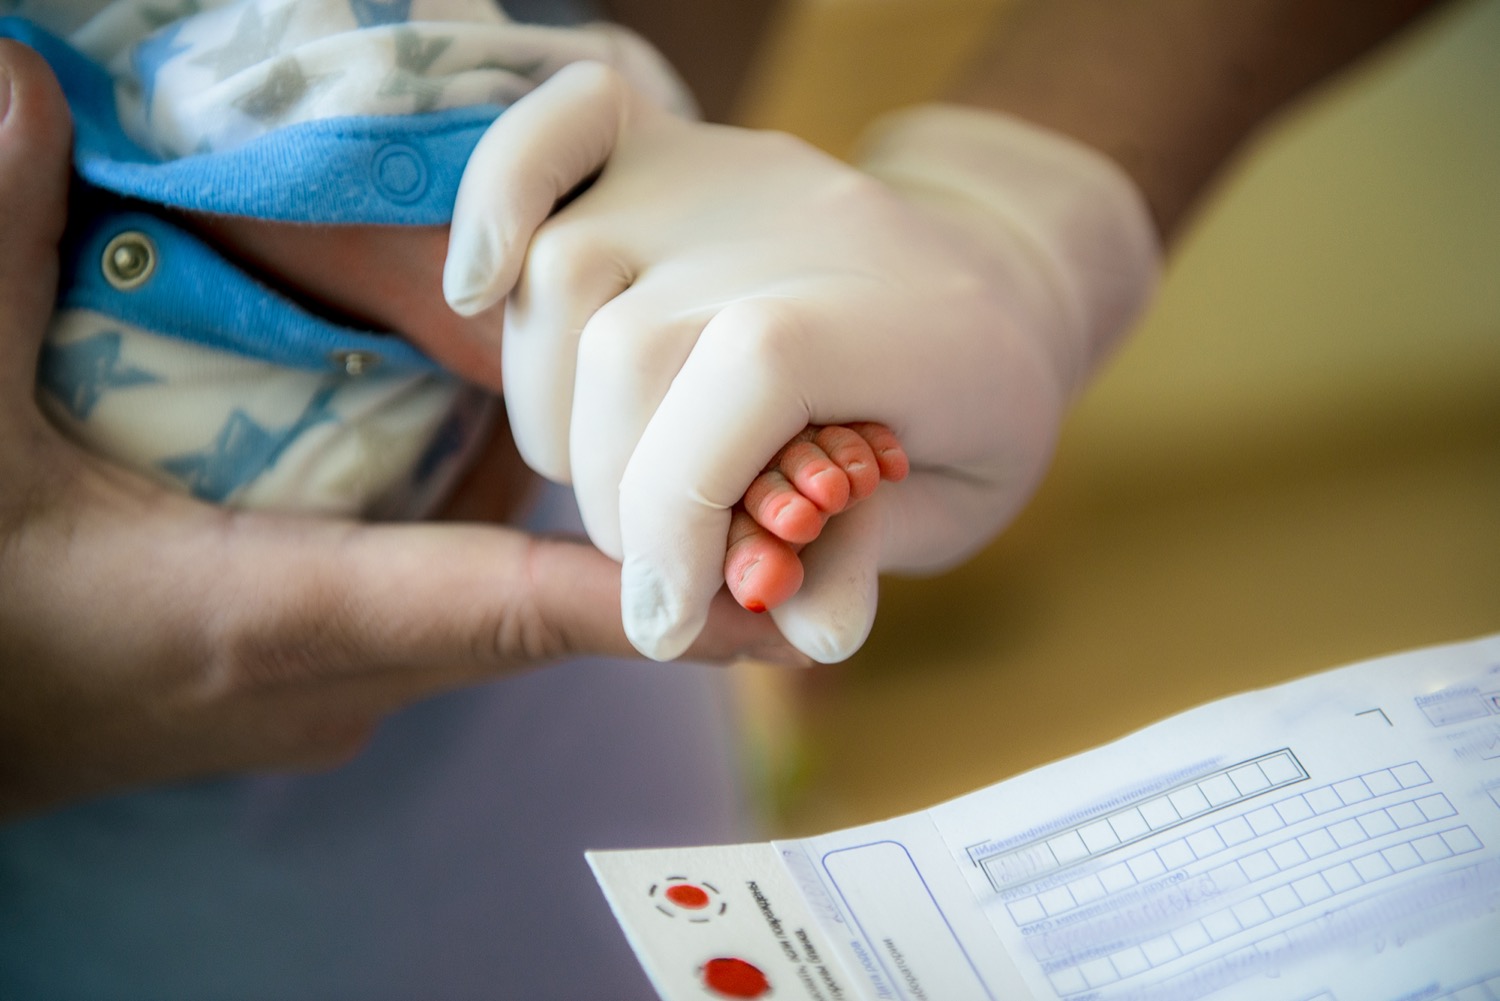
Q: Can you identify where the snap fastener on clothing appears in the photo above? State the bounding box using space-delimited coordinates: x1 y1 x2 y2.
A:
331 349 380 376
373 143 429 204
102 232 156 290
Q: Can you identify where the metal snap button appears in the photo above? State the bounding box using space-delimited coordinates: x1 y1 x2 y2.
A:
102 231 157 291
331 349 380 376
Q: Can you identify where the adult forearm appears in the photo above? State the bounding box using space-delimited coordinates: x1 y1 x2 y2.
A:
959 0 1443 240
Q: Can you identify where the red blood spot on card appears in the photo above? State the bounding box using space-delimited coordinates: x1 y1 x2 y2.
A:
664 883 710 909
702 957 770 999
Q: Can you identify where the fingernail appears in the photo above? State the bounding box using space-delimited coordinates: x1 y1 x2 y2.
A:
0 66 13 126
443 216 503 317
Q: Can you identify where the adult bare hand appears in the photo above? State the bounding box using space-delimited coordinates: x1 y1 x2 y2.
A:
0 41 798 822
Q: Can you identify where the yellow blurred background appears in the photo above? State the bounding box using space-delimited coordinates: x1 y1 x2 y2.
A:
730 0 1500 837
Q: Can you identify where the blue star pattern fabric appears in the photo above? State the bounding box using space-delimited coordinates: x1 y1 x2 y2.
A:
351 0 414 27
128 17 187 111
0 0 691 514
159 387 340 504
37 331 160 421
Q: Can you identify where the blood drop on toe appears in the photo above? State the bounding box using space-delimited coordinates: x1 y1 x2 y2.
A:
664 883 710 909
702 957 770 998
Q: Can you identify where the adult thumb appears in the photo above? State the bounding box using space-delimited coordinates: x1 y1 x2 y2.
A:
0 40 71 383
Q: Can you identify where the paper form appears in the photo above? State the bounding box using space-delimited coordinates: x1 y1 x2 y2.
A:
589 633 1500 1001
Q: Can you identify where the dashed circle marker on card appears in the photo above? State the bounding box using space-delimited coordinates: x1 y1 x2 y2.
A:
649 876 727 921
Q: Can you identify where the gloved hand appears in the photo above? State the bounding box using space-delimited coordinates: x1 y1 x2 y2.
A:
443 61 1160 663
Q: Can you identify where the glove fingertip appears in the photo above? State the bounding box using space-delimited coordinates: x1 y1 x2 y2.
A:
443 218 520 318
771 591 876 665
769 502 884 664
621 558 707 662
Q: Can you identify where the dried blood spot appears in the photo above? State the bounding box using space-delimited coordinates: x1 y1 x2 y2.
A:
702 957 771 998
664 882 710 909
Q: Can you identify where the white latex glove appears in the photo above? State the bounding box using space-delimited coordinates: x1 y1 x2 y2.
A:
442 62 1159 663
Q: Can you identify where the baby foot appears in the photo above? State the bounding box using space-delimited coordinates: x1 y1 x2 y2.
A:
724 423 908 613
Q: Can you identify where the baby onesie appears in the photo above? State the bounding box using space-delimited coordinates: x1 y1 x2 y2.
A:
5 0 690 515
